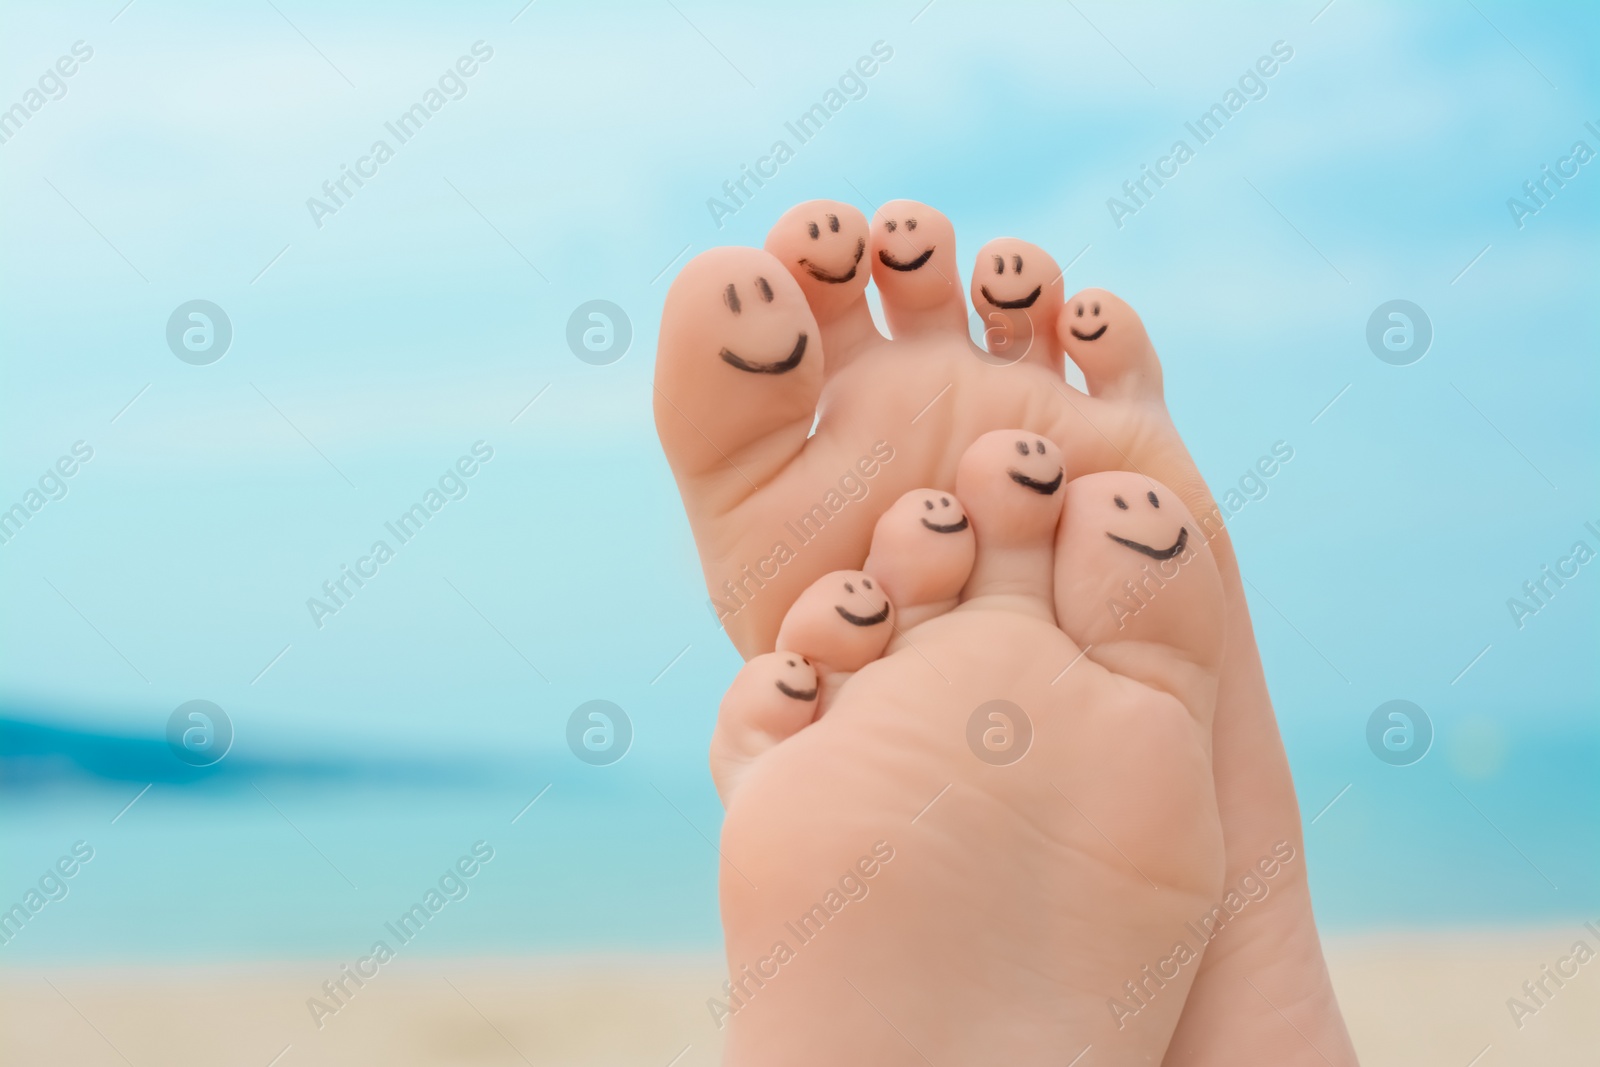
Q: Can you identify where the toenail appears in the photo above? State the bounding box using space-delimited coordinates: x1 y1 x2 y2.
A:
1148 491 1160 508
756 277 773 302
807 222 819 239
1115 495 1128 509
724 284 740 314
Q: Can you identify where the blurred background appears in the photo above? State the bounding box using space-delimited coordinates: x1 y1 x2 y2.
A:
1 0 1595 1064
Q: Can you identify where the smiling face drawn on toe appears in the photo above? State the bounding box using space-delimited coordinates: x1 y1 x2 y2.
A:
797 212 866 283
877 215 934 272
1106 489 1189 560
766 200 871 305
774 656 817 701
1007 437 1064 495
919 494 969 534
1068 298 1107 341
834 576 891 627
715 274 808 374
978 248 1043 308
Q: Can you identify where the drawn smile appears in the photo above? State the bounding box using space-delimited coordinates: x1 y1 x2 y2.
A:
1008 468 1063 495
800 239 866 283
1106 526 1189 561
980 284 1042 309
775 679 817 701
720 333 807 374
1069 324 1107 341
921 515 969 534
878 247 934 272
835 602 890 627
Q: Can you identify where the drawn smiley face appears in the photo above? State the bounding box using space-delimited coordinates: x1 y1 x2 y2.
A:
1008 437 1064 496
920 493 968 533
716 273 808 374
979 250 1042 309
834 575 891 626
774 655 817 701
1068 298 1107 342
797 212 866 284
877 215 933 272
1106 489 1188 560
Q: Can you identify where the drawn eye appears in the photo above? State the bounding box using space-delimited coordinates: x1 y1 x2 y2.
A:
827 214 840 233
1148 491 1160 508
756 277 774 302
924 499 933 510
724 284 740 314
994 256 1004 274
1114 495 1128 510
1015 440 1029 456
807 222 819 239
906 218 917 230
1012 255 1023 273
886 220 897 232
843 581 855 594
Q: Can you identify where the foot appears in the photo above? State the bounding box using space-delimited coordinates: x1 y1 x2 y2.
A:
655 200 1356 1065
708 434 1226 1063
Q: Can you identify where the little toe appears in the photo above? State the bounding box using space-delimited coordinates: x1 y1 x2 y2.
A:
969 238 1065 371
869 201 966 340
954 429 1066 617
765 200 881 369
863 487 976 630
1058 288 1164 401
655 246 822 494
1053 471 1223 712
709 651 820 804
774 569 894 684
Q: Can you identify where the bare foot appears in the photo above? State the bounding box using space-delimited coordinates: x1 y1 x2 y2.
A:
710 433 1224 1063
655 200 1356 1064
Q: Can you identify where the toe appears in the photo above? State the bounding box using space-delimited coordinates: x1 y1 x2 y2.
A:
1053 471 1223 711
765 200 881 369
869 200 966 340
774 568 894 678
969 238 1064 371
863 487 976 630
709 651 819 804
654 246 822 494
954 429 1066 616
1057 288 1164 401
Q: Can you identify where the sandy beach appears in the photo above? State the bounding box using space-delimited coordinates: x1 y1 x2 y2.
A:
4 928 1595 1065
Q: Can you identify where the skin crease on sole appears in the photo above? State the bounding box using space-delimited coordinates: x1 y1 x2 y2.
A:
655 200 1359 1066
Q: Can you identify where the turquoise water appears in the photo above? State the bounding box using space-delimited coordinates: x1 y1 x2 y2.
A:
2 1 1597 960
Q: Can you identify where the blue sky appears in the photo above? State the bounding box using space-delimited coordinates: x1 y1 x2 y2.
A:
0 0 1594 806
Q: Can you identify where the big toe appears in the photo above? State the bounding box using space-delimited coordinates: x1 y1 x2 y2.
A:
1053 471 1224 710
654 246 821 492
